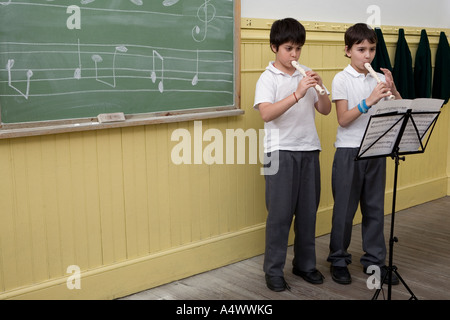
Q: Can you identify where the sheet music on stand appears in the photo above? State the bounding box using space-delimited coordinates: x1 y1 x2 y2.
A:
357 98 444 160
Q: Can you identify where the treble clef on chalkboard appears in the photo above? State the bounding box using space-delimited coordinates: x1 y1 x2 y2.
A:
192 0 216 43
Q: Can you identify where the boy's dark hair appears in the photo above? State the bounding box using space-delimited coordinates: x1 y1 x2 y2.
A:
270 18 306 51
344 23 377 56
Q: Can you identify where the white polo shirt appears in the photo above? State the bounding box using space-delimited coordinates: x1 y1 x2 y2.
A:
254 61 325 153
332 64 386 148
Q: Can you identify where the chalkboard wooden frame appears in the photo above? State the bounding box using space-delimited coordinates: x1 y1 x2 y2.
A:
0 0 242 139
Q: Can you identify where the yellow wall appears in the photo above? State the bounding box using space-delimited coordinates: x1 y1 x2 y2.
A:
0 19 449 299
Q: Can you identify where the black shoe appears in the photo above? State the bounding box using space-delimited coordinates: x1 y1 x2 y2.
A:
265 274 290 292
364 265 400 285
330 265 352 284
293 267 324 284
383 266 400 285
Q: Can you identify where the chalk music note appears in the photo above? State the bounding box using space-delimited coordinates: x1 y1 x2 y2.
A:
92 45 128 87
192 49 199 86
6 59 33 100
162 0 180 6
74 38 82 80
192 0 216 43
151 50 164 93
80 0 143 4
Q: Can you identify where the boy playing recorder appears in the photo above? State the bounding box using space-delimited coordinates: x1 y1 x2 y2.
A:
328 23 401 285
254 17 331 292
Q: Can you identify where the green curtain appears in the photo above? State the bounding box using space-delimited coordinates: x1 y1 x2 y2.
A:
414 29 432 98
432 32 450 104
393 29 415 99
372 28 392 73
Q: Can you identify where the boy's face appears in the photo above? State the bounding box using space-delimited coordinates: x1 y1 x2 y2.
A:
271 42 302 74
345 39 376 74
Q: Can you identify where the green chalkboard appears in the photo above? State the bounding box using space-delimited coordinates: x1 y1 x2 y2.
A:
0 0 238 125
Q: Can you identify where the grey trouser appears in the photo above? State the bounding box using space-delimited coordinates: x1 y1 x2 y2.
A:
327 148 387 268
263 150 320 277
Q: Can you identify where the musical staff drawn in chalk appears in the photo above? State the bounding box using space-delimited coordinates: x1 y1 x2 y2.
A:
151 50 164 93
192 0 216 42
6 59 33 99
1 1 233 46
0 41 233 99
0 0 229 21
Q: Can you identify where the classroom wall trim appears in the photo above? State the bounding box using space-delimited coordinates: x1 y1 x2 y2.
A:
0 18 448 300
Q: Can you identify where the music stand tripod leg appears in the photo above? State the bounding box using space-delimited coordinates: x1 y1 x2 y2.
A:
371 150 417 300
372 265 418 300
393 268 418 300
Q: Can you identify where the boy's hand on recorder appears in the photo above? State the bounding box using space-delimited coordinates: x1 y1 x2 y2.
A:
380 68 394 89
296 76 318 99
380 67 402 99
366 82 392 107
306 70 323 87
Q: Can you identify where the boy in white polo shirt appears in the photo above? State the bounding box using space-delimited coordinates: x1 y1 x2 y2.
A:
254 18 331 292
328 23 401 285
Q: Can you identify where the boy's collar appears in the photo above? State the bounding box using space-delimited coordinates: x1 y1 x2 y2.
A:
267 61 281 73
344 64 370 78
268 61 300 76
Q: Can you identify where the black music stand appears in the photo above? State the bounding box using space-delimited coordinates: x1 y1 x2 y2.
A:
356 104 442 300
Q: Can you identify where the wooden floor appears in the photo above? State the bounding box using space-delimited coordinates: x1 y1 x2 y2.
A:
121 196 450 300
